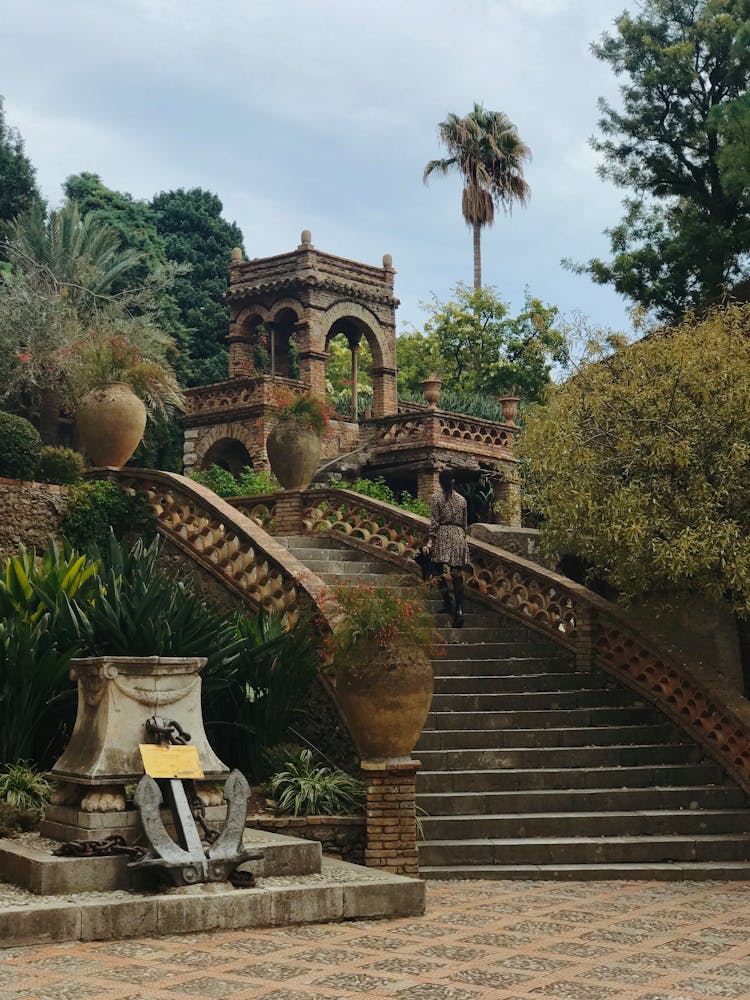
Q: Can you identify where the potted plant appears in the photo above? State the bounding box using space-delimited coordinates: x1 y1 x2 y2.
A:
265 390 332 490
328 582 440 761
64 329 183 468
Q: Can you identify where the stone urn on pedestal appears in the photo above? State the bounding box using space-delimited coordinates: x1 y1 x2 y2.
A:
329 583 436 762
498 394 521 427
76 382 147 468
265 392 328 490
421 373 443 410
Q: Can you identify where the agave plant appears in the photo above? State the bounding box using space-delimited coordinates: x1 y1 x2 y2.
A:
202 612 319 781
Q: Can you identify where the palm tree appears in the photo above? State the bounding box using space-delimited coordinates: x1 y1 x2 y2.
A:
5 199 140 311
1 201 143 442
424 104 531 289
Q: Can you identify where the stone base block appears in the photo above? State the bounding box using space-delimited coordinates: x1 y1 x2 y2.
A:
0 827 321 896
39 803 228 844
0 857 425 947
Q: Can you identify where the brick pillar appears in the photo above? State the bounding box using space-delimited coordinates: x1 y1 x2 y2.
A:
417 470 439 505
371 366 398 417
362 759 421 878
228 327 254 378
273 489 305 535
493 461 522 527
297 350 328 398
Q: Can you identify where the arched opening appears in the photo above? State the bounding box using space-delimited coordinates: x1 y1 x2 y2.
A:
201 438 253 478
272 307 300 379
325 318 375 421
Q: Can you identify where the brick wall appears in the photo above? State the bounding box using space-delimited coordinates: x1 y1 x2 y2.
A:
363 760 420 878
245 814 364 865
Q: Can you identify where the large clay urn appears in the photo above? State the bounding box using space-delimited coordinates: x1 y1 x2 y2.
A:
265 418 321 490
76 381 147 467
336 642 433 761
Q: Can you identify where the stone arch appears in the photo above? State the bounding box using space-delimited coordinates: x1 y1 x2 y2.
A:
193 422 264 476
268 297 305 324
319 300 390 369
319 300 396 418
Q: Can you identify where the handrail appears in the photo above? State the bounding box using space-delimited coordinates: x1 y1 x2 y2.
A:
97 469 337 631
285 487 750 795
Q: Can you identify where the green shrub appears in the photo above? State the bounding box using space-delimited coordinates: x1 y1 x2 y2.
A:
0 762 51 811
189 464 278 498
0 412 42 480
333 476 430 518
261 743 314 781
271 749 366 817
189 464 240 497
61 480 155 551
36 446 84 485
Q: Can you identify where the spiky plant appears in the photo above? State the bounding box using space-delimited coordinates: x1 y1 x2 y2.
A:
271 750 365 817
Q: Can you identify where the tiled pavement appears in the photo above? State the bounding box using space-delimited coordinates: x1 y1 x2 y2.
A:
4 880 750 999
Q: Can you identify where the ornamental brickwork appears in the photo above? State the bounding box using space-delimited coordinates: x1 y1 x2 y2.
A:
182 233 520 521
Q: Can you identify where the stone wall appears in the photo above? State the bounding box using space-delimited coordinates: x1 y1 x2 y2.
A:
468 523 553 567
245 814 364 865
0 478 69 559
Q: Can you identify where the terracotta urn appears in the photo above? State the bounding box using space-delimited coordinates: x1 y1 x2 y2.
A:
498 395 521 427
265 418 321 490
76 381 147 467
421 375 443 409
336 641 433 761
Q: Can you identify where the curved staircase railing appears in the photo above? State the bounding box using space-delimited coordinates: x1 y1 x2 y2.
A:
235 486 750 797
99 472 750 796
99 469 333 630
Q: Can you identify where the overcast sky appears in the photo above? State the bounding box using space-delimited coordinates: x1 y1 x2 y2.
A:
1 0 631 334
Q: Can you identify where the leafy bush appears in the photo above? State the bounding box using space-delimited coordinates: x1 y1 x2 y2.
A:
36 446 84 485
61 479 155 551
68 534 232 664
203 613 319 782
0 762 51 810
189 464 278 498
271 749 365 816
260 743 314 784
329 583 441 670
332 476 430 518
0 412 42 480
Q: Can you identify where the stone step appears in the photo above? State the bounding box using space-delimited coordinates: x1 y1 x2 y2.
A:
429 688 644 713
433 672 614 694
286 548 370 562
419 809 750 840
441 642 570 660
319 572 408 586
416 743 704 773
293 559 396 576
416 722 681 751
419 862 750 881
435 627 542 644
436 655 575 674
425 706 659 732
279 535 355 550
416 785 748 816
418 833 750 867
417 762 725 793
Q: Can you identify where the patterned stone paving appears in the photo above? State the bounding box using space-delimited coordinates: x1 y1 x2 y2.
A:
3 880 750 998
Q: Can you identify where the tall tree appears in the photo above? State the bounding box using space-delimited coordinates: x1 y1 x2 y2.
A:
398 283 566 402
0 97 40 226
424 103 530 289
518 304 750 692
574 0 750 320
150 188 244 386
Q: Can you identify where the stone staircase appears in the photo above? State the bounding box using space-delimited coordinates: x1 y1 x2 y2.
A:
280 535 750 880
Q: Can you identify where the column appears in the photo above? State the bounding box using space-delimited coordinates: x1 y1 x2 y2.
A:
362 759 421 878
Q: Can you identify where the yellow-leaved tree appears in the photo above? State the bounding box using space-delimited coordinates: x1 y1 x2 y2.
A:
518 304 750 693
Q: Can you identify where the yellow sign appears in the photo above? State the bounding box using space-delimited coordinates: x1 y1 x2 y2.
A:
139 744 204 780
